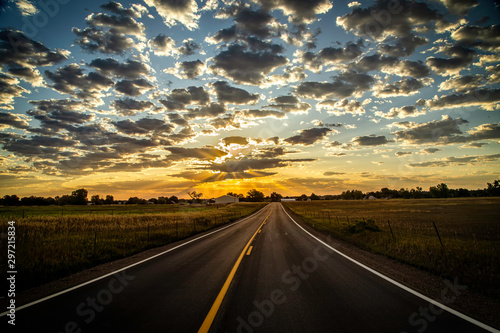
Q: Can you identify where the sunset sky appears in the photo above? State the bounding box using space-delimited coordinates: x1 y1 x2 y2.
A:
0 0 499 199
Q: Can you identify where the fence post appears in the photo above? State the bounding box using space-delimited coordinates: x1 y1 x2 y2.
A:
93 228 97 256
147 224 150 245
346 216 350 224
176 219 178 239
432 222 444 248
387 220 395 241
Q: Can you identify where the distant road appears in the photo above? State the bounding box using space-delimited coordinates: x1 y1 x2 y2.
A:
4 202 497 332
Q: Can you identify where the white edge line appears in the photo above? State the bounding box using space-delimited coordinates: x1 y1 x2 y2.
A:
0 205 269 317
280 203 499 333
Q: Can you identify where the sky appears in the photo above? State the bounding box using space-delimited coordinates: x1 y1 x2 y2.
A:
0 0 499 200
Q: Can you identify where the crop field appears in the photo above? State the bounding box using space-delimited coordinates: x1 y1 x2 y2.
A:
283 197 500 298
0 202 267 291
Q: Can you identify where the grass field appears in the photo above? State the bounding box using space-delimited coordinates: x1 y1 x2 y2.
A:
0 202 267 291
283 197 500 299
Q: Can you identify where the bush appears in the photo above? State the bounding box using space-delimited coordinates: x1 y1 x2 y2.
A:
345 219 381 234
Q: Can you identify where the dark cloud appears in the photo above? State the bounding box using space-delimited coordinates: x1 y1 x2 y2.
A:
148 34 176 56
167 60 205 79
165 147 227 161
72 26 135 54
211 44 288 85
285 127 331 146
254 0 333 25
213 81 260 105
115 78 154 96
100 1 148 17
426 45 475 76
89 58 150 79
185 103 226 119
112 118 174 135
408 153 500 168
85 13 145 36
265 95 311 113
0 111 30 129
177 38 202 56
171 170 277 182
392 116 469 144
299 41 363 72
253 147 293 158
425 88 500 111
337 0 445 40
221 136 249 145
451 24 500 51
374 78 426 97
0 74 28 109
0 28 68 69
352 135 391 146
208 114 241 130
45 64 114 101
238 109 286 119
323 171 345 176
143 0 200 30
376 105 423 119
112 98 155 116
296 71 374 100
439 74 486 92
438 0 478 15
159 86 210 111
379 35 428 57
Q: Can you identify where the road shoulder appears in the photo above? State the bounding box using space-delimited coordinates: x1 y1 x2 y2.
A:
281 203 500 330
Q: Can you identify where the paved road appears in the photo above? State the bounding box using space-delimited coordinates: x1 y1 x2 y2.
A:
4 202 496 332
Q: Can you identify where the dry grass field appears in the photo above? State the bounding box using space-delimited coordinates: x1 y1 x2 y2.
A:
283 197 500 298
0 202 267 291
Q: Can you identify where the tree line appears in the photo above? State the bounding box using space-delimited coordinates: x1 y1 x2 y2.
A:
1 180 499 206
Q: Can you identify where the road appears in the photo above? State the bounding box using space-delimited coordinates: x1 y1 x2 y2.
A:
3 202 497 332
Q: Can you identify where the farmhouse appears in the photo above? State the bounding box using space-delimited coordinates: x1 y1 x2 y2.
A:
214 195 239 204
281 198 296 202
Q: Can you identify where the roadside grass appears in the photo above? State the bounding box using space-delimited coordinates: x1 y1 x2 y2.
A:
0 202 267 291
283 197 500 299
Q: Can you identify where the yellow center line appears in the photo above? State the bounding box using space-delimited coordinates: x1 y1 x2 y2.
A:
198 209 273 333
246 246 253 256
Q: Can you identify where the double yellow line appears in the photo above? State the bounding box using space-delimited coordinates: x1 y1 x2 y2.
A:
198 209 273 333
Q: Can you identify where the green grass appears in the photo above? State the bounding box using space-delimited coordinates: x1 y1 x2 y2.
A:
283 197 500 299
0 202 267 291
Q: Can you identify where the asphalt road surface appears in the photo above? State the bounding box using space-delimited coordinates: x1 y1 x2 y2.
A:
3 202 497 332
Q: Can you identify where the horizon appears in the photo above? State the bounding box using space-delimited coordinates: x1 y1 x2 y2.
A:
1 0 499 199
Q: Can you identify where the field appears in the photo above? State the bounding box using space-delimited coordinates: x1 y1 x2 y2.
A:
0 202 267 291
283 197 500 299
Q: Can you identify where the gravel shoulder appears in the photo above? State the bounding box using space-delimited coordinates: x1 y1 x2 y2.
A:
4 207 500 330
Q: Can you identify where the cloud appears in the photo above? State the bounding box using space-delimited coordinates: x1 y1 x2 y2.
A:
148 34 176 56
438 0 478 16
210 44 288 85
253 0 333 25
165 60 205 80
352 135 391 146
159 86 210 111
438 74 486 92
177 38 202 56
0 74 28 109
85 12 145 36
171 170 277 182
100 1 148 18
426 45 475 76
451 24 500 52
396 151 412 157
265 95 311 113
295 41 363 72
115 78 154 96
425 88 500 111
13 0 38 16
337 0 445 41
379 35 428 57
72 26 136 54
165 147 227 161
0 111 30 130
6 66 43 86
45 64 114 102
373 78 430 97
144 0 200 30
89 58 150 79
296 71 374 100
318 99 367 115
285 127 331 146
111 98 155 116
392 116 469 145
112 117 174 136
221 136 249 146
421 148 442 154
238 109 286 119
212 81 260 105
408 154 500 168
185 102 226 120
375 105 425 119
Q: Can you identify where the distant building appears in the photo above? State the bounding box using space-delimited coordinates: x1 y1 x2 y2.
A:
215 195 239 204
280 198 296 202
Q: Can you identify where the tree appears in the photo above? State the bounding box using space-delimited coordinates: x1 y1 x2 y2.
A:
168 195 179 204
299 194 308 201
105 195 114 204
310 193 320 200
71 188 88 205
227 192 244 199
1 195 20 206
270 192 283 202
247 189 265 202
91 195 104 205
188 191 203 203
